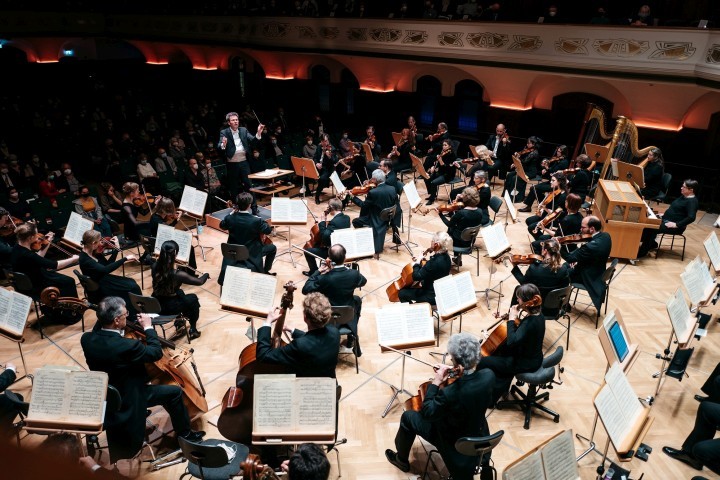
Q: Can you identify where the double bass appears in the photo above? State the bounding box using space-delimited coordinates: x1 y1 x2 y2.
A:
217 282 296 444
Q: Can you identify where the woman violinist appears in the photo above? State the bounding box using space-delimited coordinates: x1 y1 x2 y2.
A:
518 145 569 211
120 182 153 242
389 128 416 172
437 187 485 267
79 229 142 319
524 172 568 231
502 136 541 204
477 283 546 402
152 240 209 340
423 139 457 205
397 232 453 306
150 197 199 275
530 193 583 254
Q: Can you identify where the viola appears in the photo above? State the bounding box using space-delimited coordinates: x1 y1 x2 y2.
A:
404 365 465 412
94 236 122 255
428 130 443 142
217 282 296 445
133 192 156 208
533 207 564 234
349 178 377 196
556 233 593 244
0 216 23 237
537 188 562 216
437 201 464 213
481 295 542 357
494 253 544 266
30 233 50 251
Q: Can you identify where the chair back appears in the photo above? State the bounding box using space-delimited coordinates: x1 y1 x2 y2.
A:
661 172 672 193
178 437 229 469
3 390 29 417
73 269 101 293
542 346 564 368
543 285 572 317
449 139 461 155
106 385 122 414
330 306 355 328
489 196 503 214
455 430 505 458
128 292 162 315
460 225 481 244
221 243 250 262
5 270 34 296
602 258 619 285
379 205 397 225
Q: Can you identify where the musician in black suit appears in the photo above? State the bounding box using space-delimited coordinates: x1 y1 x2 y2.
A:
0 362 22 435
568 154 593 201
218 112 263 210
386 333 496 480
303 198 350 276
425 122 450 157
477 283 546 401
511 238 570 317
503 136 540 203
519 145 569 210
662 400 720 475
313 134 338 205
438 186 484 266
379 159 403 231
640 148 664 199
81 297 204 462
638 179 699 258
485 123 512 178
697 362 720 403
530 193 583 254
397 232 453 305
257 292 340 378
561 216 612 311
218 192 276 284
348 169 399 256
302 244 367 355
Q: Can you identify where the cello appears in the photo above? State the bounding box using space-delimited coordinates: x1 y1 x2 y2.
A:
386 243 438 302
480 295 542 357
217 282 296 444
242 454 281 480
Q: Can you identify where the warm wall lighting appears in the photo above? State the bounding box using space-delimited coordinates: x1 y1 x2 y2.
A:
146 61 169 65
359 86 395 93
265 75 295 80
193 66 218 70
36 59 59 63
633 121 683 132
490 103 532 111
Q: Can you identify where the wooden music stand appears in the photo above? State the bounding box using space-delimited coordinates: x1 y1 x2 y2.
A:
410 153 430 180
702 231 720 274
615 160 645 188
510 156 531 203
585 143 610 168
291 156 319 199
361 143 374 162
391 132 403 146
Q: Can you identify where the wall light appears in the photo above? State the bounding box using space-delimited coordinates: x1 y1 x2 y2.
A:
489 103 532 111
146 61 169 65
633 121 683 132
265 75 295 80
359 86 395 93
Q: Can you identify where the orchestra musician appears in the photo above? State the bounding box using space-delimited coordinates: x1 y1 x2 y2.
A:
424 139 457 205
0 208 14 269
510 239 570 317
257 292 340 378
385 333 496 480
426 122 450 156
525 173 568 232
364 125 381 174
438 186 485 266
81 297 205 463
347 169 400 257
462 144 499 181
282 443 331 480
485 124 512 178
0 362 22 434
388 128 415 172
640 147 664 199
379 159 403 234
339 130 353 158
561 216 612 312
397 232 453 305
449 170 491 223
638 179 698 258
313 133 338 205
503 136 540 203
150 197 199 274
530 193 583 254
337 142 367 187
303 198 350 276
120 182 152 243
518 145 569 211
79 230 141 319
218 192 276 283
477 283 546 401
302 244 367 356
568 154 593 200
218 111 264 213
152 240 209 340
662 399 720 475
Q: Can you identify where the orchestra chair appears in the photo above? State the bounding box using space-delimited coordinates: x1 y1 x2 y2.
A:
73 269 103 306
489 196 503 224
330 305 359 373
496 346 564 430
651 173 672 204
570 258 618 329
543 286 573 350
137 235 157 290
85 384 122 462
128 292 191 344
656 230 686 261
326 384 348 476
452 225 482 276
3 269 46 339
178 437 248 480
423 430 504 480
3 389 30 447
379 205 398 253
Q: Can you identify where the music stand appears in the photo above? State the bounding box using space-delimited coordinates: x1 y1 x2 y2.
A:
585 143 609 168
410 153 430 180
291 156 319 198
220 243 256 341
510 156 531 203
362 143 374 162
615 160 645 188
391 132 403 146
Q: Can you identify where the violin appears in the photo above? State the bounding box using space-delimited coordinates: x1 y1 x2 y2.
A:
133 192 156 208
494 253 544 265
365 133 376 149
556 233 593 244
561 167 580 176
533 207 564 234
94 236 122 255
428 130 443 142
437 201 464 213
512 146 533 159
217 282 296 445
404 364 465 412
501 131 510 144
0 216 23 237
537 188 561 216
30 233 49 251
349 178 377 196
481 295 542 357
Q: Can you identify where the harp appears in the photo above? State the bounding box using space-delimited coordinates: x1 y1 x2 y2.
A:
572 103 615 161
598 116 658 181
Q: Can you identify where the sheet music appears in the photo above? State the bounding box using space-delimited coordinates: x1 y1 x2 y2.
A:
704 232 720 272
329 171 346 194
375 303 434 347
594 384 630 448
481 223 511 258
254 374 295 430
271 197 308 224
434 271 477 318
220 266 278 315
403 181 421 210
503 191 517 221
503 451 545 480
330 228 375 260
0 288 32 337
605 362 644 425
63 212 95 247
178 185 208 218
154 224 192 263
254 169 281 178
540 430 580 480
681 256 713 305
666 288 693 342
295 378 336 429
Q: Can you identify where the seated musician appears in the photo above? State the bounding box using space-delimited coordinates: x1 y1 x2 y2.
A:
347 169 400 258
1 362 23 435
568 154 593 201
462 144 499 181
503 136 540 203
73 185 113 238
389 128 415 172
437 186 484 266
485 124 512 178
510 238 569 317
302 244 367 356
81 297 205 463
337 142 366 187
530 193 583 254
12 223 81 324
524 172 568 230
477 283 546 401
79 230 141 318
257 292 340 378
281 443 331 480
561 216 612 313
385 332 496 480
152 240 209 340
379 159 403 234
397 232 453 305
423 139 457 205
638 179 698 258
313 134 338 205
303 198 350 276
150 197 199 274
662 399 720 475
425 122 450 156
120 182 152 243
449 170 491 222
218 192 276 284
364 125 381 174
0 208 14 270
640 148 664 199
518 145 569 211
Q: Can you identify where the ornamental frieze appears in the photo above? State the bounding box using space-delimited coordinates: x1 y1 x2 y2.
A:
555 38 588 55
369 28 402 42
592 39 649 57
706 44 720 64
402 30 428 44
438 32 464 47
508 35 542 52
296 26 316 39
467 32 508 49
319 27 339 40
649 42 696 61
261 22 290 38
347 28 367 41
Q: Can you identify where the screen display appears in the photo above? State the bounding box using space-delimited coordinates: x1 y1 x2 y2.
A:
608 321 629 363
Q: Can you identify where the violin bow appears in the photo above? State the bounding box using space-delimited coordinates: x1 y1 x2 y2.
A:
298 197 319 223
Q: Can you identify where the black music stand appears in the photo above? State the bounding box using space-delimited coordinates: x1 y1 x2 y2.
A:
291 156 319 199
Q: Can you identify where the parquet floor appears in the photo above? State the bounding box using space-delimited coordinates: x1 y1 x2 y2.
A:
2 180 719 480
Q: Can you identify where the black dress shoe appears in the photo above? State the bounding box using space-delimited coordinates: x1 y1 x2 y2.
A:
385 449 410 472
662 446 703 470
180 430 206 443
188 328 201 340
315 198 321 205
302 270 314 277
518 205 532 213
425 197 436 205
694 394 709 402
265 271 277 276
